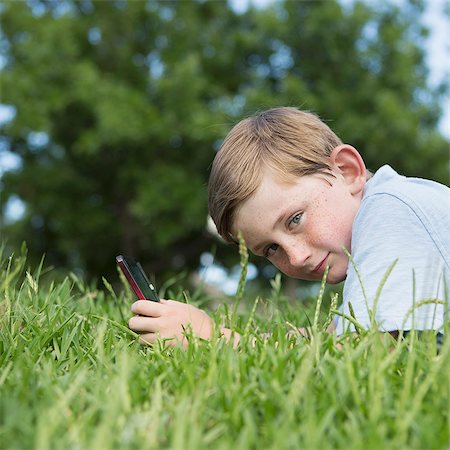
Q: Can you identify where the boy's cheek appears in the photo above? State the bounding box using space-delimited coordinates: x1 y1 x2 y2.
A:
273 260 307 280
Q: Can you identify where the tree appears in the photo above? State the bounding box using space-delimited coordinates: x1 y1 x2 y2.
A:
0 0 448 282
244 0 449 181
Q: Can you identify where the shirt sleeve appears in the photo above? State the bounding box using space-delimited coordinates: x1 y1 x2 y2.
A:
335 193 447 335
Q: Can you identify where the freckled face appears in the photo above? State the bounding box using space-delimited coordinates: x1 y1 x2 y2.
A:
232 170 362 284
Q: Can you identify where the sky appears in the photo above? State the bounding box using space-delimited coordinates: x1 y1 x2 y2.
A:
422 0 450 137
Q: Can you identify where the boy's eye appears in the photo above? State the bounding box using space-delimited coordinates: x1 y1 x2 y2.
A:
265 244 279 257
288 212 303 228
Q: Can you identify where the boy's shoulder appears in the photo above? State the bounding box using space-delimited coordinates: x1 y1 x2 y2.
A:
361 164 449 225
364 165 449 202
338 166 449 335
353 164 450 267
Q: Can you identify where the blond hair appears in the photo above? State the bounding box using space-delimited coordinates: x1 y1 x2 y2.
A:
208 107 343 242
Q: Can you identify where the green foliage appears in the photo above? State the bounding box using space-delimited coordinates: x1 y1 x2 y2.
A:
0 0 448 281
1 248 449 449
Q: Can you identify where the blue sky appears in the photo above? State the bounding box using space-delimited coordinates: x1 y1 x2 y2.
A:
422 0 450 137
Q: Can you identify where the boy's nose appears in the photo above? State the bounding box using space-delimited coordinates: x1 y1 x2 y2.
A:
285 240 311 268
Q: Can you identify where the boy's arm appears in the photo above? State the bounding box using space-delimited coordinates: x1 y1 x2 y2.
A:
217 327 241 347
129 299 241 348
128 300 336 349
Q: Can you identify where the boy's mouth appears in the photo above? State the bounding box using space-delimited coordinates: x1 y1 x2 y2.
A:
312 253 330 274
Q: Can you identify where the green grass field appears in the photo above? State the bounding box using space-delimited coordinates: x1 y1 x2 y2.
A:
1 249 449 450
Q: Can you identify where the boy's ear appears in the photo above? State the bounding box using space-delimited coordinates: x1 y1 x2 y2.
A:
329 145 366 195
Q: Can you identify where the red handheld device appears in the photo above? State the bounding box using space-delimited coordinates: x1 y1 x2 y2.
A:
116 255 159 301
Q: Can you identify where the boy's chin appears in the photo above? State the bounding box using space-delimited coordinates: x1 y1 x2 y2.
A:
326 277 345 285
327 275 347 284
326 272 347 285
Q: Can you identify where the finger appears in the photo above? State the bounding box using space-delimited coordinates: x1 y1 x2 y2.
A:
138 333 177 347
128 315 160 333
138 333 157 345
161 299 180 306
131 300 164 317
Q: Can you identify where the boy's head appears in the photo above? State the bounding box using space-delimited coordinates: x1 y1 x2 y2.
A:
208 107 367 284
208 107 343 242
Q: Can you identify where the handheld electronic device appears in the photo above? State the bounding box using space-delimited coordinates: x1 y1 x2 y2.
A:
116 255 160 301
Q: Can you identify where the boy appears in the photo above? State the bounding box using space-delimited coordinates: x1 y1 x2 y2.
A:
129 107 449 347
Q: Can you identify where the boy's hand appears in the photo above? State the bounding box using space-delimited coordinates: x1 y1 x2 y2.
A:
128 299 213 348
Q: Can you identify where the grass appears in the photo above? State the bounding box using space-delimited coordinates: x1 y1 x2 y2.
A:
0 248 449 450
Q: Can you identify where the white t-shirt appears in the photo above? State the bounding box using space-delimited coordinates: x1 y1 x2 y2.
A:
336 165 450 335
